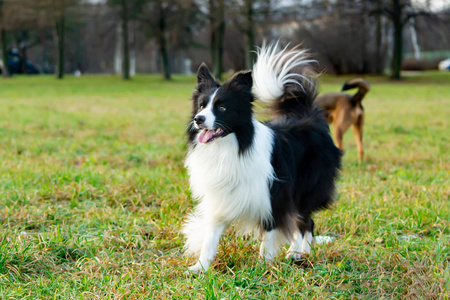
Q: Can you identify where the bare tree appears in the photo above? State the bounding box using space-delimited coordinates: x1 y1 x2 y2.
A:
121 0 131 79
0 0 9 77
359 0 369 73
210 0 225 80
390 0 405 79
54 0 66 79
229 0 272 69
374 0 384 75
34 0 80 79
243 0 255 69
382 0 431 79
138 0 183 80
108 0 130 79
156 0 170 80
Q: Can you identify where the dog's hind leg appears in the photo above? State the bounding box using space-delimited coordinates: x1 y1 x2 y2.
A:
352 114 364 162
259 229 283 262
333 125 344 150
300 217 315 255
301 231 314 255
332 103 354 151
188 223 226 273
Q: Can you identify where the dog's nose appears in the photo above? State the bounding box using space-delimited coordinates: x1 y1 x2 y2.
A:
194 115 205 125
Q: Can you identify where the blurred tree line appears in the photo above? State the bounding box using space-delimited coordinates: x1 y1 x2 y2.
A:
0 0 449 80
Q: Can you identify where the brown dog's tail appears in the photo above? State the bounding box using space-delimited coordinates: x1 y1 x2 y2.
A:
342 78 370 105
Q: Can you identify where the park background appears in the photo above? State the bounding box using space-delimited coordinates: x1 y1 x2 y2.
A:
0 0 449 299
1 0 450 79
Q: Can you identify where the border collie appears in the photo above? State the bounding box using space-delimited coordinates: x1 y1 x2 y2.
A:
183 44 341 273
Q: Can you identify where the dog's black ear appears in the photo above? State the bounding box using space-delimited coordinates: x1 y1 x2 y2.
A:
228 70 252 92
197 63 217 89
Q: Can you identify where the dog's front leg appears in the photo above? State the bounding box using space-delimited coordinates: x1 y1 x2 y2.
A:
286 230 303 260
189 223 226 273
259 229 282 262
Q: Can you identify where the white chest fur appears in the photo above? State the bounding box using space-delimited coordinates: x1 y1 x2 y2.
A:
185 120 275 229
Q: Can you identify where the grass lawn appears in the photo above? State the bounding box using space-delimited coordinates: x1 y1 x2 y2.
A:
0 72 449 299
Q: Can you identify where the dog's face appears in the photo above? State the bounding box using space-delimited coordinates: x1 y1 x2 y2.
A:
191 64 254 144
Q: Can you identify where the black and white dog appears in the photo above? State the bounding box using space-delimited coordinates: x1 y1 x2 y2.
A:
183 44 341 273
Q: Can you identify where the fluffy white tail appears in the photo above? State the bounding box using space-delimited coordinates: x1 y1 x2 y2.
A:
252 42 316 104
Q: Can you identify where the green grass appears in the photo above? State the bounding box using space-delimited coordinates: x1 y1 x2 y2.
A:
0 72 449 299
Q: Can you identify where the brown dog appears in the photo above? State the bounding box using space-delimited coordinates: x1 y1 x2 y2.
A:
314 78 370 162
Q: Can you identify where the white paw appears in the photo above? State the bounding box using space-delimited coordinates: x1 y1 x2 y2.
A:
188 262 206 274
260 252 276 262
285 251 302 261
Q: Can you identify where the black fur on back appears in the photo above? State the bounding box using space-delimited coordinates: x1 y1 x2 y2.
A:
262 53 341 236
270 79 318 119
265 107 342 236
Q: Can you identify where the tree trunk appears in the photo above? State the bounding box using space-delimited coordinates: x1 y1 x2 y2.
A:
209 0 217 77
209 0 224 80
0 0 9 77
214 0 225 80
391 0 403 80
359 0 368 73
121 0 130 80
1 28 8 77
55 6 65 79
375 0 383 75
245 0 255 69
157 1 171 80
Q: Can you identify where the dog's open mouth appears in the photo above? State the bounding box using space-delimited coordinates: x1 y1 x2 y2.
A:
198 128 225 143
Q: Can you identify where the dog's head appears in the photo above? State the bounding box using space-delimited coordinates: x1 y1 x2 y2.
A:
190 63 254 144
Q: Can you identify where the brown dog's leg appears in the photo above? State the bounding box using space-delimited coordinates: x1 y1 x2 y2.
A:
333 125 344 150
333 108 352 151
352 114 364 162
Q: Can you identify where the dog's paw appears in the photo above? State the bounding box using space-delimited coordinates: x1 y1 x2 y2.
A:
259 253 276 263
285 251 302 261
187 262 205 274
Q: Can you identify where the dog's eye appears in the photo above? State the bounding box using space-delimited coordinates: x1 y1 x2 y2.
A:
200 105 204 110
218 106 226 112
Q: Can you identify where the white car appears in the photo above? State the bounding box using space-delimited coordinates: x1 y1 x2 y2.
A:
438 58 450 71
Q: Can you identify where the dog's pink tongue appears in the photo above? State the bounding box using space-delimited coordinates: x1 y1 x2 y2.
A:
198 129 214 143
